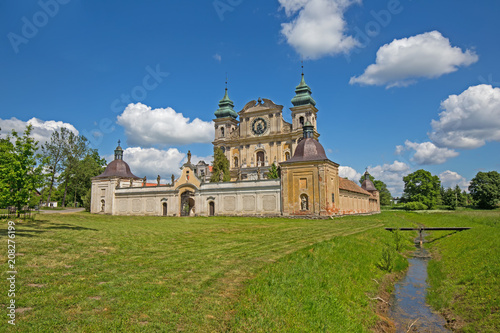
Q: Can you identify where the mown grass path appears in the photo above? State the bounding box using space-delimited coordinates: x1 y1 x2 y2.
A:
1 213 391 332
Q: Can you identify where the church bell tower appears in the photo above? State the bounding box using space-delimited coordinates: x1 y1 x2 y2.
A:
213 85 239 159
290 72 319 140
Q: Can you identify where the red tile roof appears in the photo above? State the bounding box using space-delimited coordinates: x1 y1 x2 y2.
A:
339 178 371 196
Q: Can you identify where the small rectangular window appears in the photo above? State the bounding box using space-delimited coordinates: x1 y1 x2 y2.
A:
332 193 335 203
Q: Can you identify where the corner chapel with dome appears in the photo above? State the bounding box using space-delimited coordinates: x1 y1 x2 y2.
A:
91 73 380 217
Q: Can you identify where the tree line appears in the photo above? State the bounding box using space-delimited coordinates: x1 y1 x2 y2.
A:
0 126 105 215
400 169 500 210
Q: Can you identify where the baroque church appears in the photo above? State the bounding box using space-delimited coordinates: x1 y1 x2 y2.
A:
91 73 380 217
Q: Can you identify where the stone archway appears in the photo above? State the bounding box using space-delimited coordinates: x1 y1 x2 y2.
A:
209 201 215 216
181 191 195 216
162 202 168 216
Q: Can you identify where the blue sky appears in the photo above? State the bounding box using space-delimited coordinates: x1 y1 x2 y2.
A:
1 0 499 196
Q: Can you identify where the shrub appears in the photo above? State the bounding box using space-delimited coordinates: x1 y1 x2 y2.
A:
404 202 428 211
377 245 395 272
82 189 91 212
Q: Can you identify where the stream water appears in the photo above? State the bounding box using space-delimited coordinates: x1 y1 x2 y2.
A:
388 240 450 332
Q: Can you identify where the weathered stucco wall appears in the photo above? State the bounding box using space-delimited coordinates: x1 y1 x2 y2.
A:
91 177 281 217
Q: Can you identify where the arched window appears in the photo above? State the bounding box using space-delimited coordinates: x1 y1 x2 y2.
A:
300 194 308 211
234 156 238 168
285 152 290 161
100 199 105 212
299 116 305 127
256 151 264 167
221 127 225 137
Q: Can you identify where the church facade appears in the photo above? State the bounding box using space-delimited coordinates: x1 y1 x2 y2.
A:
213 73 319 181
91 74 380 217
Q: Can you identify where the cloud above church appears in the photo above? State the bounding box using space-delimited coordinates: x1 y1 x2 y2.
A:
396 84 500 166
339 166 362 183
109 147 214 183
399 140 459 165
117 103 214 147
369 161 410 197
279 0 360 59
117 147 186 181
0 117 78 145
439 170 469 190
349 31 478 88
340 161 412 197
429 84 500 149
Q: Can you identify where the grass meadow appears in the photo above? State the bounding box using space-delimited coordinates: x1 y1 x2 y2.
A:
0 211 498 332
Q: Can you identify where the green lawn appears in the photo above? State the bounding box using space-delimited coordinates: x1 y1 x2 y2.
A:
1 211 498 332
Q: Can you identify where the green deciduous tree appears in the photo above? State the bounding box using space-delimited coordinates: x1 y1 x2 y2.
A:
0 125 43 216
210 147 231 182
267 163 280 179
402 169 441 209
59 132 90 207
469 171 500 209
66 149 106 207
40 127 70 204
442 187 457 209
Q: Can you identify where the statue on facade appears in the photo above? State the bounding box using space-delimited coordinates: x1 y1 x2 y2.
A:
142 176 147 187
130 178 133 187
219 170 224 182
257 167 261 180
157 175 161 186
301 195 308 210
187 150 192 164
171 174 175 186
237 167 242 181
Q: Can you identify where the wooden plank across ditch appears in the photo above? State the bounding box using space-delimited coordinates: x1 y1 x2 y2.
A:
385 227 471 245
385 227 471 231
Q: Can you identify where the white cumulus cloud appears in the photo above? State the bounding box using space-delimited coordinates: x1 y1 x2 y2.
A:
279 0 360 59
350 31 478 88
339 165 362 183
369 161 411 197
403 140 459 165
0 117 78 145
429 84 500 149
116 147 186 182
117 103 214 147
439 170 469 190
107 147 214 184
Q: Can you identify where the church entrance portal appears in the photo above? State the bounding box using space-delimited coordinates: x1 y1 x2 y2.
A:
181 191 195 216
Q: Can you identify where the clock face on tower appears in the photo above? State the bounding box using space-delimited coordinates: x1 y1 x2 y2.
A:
251 117 268 135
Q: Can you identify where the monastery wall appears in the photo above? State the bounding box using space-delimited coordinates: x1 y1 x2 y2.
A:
91 178 281 217
337 189 378 215
197 179 281 216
